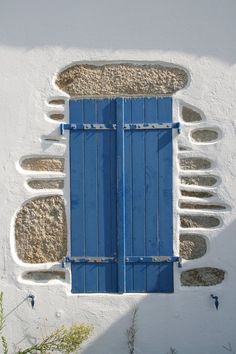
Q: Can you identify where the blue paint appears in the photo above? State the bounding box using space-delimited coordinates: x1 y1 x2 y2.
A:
116 98 126 293
69 97 174 293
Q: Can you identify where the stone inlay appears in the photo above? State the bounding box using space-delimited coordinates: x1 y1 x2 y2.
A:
49 113 64 121
180 215 220 228
179 158 211 170
191 129 218 143
180 203 226 210
28 179 64 189
21 157 64 172
181 190 213 198
22 271 65 282
55 63 188 97
181 267 225 286
180 176 217 186
15 196 67 263
179 234 207 260
182 106 202 122
178 145 192 151
48 99 65 105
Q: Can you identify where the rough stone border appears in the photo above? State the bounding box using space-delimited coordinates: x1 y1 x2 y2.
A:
55 63 189 97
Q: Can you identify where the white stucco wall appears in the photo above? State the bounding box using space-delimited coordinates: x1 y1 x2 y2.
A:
0 1 236 353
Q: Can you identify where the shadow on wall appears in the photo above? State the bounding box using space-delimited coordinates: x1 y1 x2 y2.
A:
0 0 236 63
79 218 236 354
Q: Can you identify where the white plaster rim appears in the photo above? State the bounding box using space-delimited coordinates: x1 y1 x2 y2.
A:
189 126 222 145
24 180 64 194
46 97 67 106
179 214 223 230
17 155 65 174
178 201 231 213
179 99 206 123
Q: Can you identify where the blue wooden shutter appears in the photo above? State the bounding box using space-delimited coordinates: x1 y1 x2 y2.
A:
69 97 173 293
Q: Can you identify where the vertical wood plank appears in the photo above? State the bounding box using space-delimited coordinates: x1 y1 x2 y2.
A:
70 100 85 293
110 99 118 292
158 98 173 257
131 98 146 292
83 99 98 292
124 98 133 292
144 98 160 292
157 97 173 293
116 98 126 293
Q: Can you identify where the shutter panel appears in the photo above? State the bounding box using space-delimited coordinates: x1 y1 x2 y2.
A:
69 97 173 293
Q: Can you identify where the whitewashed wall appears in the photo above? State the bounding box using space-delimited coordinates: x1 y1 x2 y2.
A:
0 1 236 353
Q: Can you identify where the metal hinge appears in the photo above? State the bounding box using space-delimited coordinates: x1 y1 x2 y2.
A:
61 256 116 267
60 122 181 135
62 256 182 268
125 256 182 267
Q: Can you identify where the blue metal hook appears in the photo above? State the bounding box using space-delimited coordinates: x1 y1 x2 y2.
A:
211 294 219 310
28 294 35 309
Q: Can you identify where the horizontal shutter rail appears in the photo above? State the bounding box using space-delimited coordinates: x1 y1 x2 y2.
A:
62 257 116 265
125 256 181 263
62 255 182 266
60 122 180 134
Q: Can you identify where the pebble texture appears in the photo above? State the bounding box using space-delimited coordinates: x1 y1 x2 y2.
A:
178 145 192 151
180 203 226 210
48 99 65 105
179 234 207 259
180 215 220 228
28 179 64 189
182 106 202 122
22 271 65 281
181 190 213 198
21 158 64 172
180 176 217 186
179 158 211 170
15 196 67 263
191 129 218 142
49 113 65 121
55 63 188 97
181 267 225 286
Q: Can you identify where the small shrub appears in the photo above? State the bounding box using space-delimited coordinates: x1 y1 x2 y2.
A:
17 324 92 354
0 291 92 354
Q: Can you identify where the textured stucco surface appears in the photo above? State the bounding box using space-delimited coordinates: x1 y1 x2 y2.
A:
179 158 211 170
182 106 202 122
180 215 220 228
180 176 218 186
181 190 213 198
22 271 65 281
191 129 218 142
55 63 188 97
181 267 225 286
21 157 64 172
15 196 67 263
28 179 64 189
180 203 226 210
179 234 207 259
